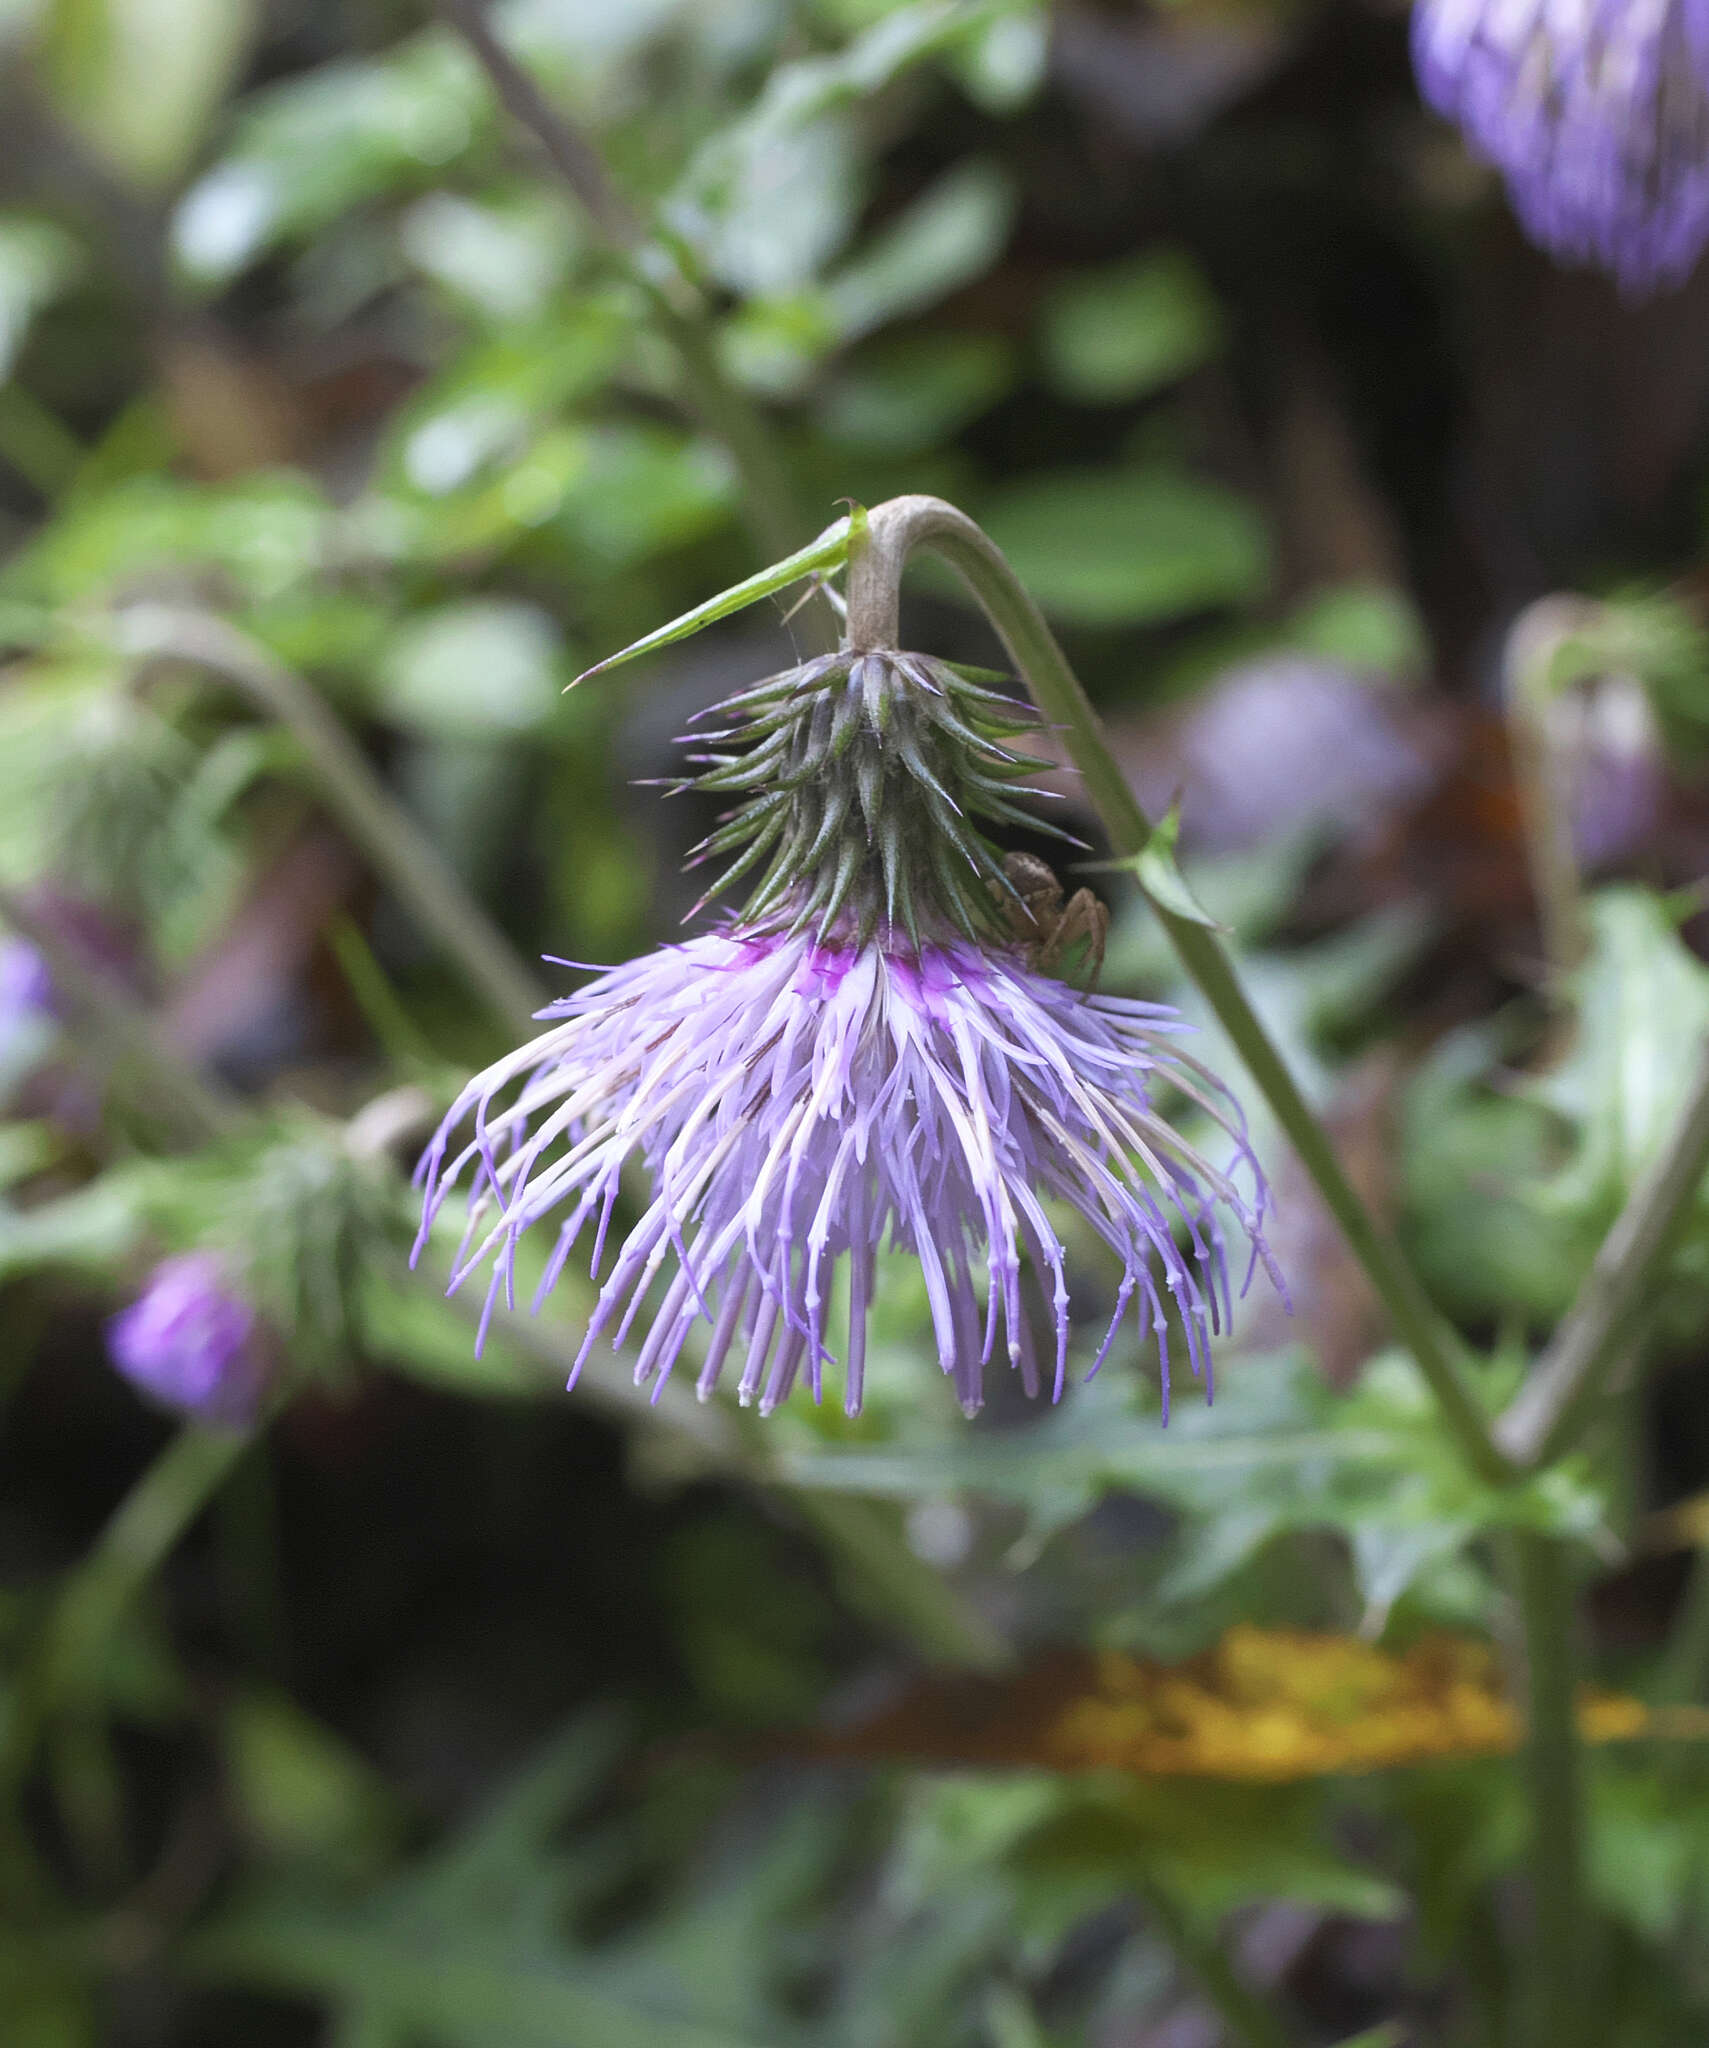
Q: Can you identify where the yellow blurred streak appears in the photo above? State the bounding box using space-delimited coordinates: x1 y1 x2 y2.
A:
1643 1490 1709 1552
812 1626 1693 1782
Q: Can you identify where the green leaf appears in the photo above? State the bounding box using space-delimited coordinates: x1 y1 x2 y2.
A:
670 0 1012 301
719 160 1012 395
689 112 862 300
36 0 257 190
1040 248 1224 406
947 5 1049 111
981 466 1271 628
1086 801 1226 929
188 1715 811 2048
0 1175 144 1283
720 0 1012 141
905 1772 1399 1935
224 1690 403 1875
0 1934 97 2048
172 29 486 284
817 333 1015 453
399 190 580 324
574 515 853 684
778 1348 1607 1610
376 600 564 738
1285 582 1429 678
822 159 1014 340
0 215 83 384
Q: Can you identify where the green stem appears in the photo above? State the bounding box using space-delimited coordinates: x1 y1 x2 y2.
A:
1502 597 1602 988
0 1425 249 1797
115 605 546 1034
1496 1034 1709 1469
1509 1530 1590 2048
846 496 1510 1485
1655 1544 1709 1707
1136 1872 1299 2048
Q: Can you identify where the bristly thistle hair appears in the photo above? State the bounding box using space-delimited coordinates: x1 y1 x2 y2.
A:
416 548 1282 1422
677 646 1069 948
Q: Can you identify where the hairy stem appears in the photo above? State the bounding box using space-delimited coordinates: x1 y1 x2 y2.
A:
116 605 547 1033
847 495 1510 1484
1497 1035 1709 1468
1510 1530 1590 2048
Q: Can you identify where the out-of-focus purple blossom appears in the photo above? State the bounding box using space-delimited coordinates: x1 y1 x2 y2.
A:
105 1253 270 1426
1129 657 1435 855
415 927 1277 1420
1561 671 1666 865
0 940 53 1036
1412 0 1709 294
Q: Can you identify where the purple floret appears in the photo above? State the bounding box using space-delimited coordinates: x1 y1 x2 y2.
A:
1413 0 1709 294
106 1253 268 1426
414 928 1278 1420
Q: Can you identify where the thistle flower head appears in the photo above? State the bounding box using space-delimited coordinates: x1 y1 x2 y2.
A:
1413 0 1709 292
105 1251 271 1426
679 647 1063 947
419 546 1284 1421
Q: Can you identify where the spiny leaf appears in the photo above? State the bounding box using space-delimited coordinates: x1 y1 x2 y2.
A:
573 518 852 686
1083 800 1225 930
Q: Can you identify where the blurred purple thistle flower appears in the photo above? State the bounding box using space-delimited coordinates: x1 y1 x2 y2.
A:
105 1252 270 1427
0 939 54 1036
414 928 1275 1420
1413 0 1709 292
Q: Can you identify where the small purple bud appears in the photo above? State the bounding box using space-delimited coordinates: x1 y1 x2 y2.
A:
105 1253 270 1427
0 940 54 1034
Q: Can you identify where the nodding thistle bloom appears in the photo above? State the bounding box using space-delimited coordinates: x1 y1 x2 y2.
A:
106 1252 271 1427
1412 0 1709 292
416 647 1276 1419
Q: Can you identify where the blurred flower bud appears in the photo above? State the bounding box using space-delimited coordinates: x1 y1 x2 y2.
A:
1130 656 1435 855
0 939 54 1035
1560 670 1664 870
105 1252 271 1427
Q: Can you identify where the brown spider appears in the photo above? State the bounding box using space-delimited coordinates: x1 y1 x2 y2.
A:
994 851 1109 982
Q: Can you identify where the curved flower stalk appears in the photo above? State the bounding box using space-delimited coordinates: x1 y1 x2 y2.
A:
417 646 1278 1418
1412 0 1709 292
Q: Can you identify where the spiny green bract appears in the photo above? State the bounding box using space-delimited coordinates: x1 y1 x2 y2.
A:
679 647 1071 946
